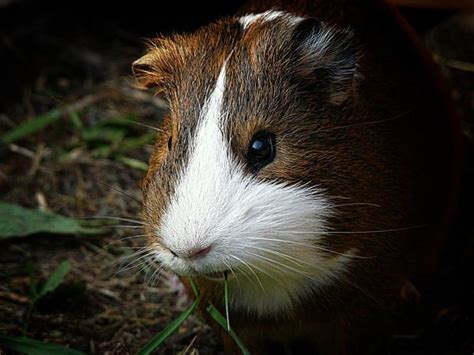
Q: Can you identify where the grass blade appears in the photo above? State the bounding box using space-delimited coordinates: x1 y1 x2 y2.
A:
137 296 202 355
0 334 84 355
207 303 250 355
0 108 62 145
224 273 230 331
37 260 72 300
188 276 200 298
116 156 148 171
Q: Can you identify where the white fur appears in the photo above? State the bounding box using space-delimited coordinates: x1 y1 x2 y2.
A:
239 10 303 29
154 54 352 317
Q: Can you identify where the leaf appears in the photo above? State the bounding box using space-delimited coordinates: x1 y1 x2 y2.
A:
0 334 85 355
207 304 251 355
37 261 72 300
137 296 202 355
0 108 62 145
0 202 104 238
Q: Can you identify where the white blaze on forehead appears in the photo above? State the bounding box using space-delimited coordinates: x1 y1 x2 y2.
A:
160 60 230 255
157 56 350 316
239 10 303 29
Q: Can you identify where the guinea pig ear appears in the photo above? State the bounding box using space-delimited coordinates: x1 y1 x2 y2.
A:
132 52 161 90
292 18 360 105
132 39 175 92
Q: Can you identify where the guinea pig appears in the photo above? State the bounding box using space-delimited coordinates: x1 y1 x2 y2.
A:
133 0 461 353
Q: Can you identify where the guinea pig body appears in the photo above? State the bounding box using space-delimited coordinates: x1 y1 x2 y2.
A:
134 1 460 353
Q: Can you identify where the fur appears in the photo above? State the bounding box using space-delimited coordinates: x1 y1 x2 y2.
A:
134 1 459 353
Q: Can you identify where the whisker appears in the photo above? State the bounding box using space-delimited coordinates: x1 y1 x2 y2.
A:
115 234 148 241
80 216 149 226
101 234 148 248
127 258 157 295
325 195 351 200
130 258 157 281
247 245 308 269
332 202 381 208
147 261 165 287
227 256 259 290
115 252 153 274
106 225 144 229
321 225 427 235
245 251 314 280
246 237 373 259
315 111 410 134
128 120 166 133
229 255 266 292
106 245 150 263
243 224 427 243
245 247 382 309
93 179 142 204
222 257 241 290
112 248 154 274
132 256 153 279
337 273 384 309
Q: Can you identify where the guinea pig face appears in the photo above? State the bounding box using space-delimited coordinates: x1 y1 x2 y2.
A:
135 11 360 315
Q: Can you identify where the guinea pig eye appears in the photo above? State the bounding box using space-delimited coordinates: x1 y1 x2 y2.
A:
167 136 173 150
247 131 276 170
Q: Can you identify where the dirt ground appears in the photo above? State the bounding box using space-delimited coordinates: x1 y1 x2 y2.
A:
0 3 473 355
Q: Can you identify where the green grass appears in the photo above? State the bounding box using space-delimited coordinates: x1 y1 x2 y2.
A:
0 335 85 355
1 106 244 352
137 296 203 355
0 108 62 145
0 260 85 354
206 303 250 355
23 261 73 335
136 276 250 354
1 104 152 172
224 272 230 331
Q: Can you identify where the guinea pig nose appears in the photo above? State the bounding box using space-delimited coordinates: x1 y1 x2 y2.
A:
171 245 212 259
187 245 212 259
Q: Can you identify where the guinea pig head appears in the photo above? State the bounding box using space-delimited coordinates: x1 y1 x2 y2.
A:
134 12 391 316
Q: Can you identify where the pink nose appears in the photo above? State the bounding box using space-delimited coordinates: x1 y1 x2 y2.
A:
171 245 212 259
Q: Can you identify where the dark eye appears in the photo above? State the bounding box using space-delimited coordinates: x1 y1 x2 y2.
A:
168 136 173 150
247 131 276 170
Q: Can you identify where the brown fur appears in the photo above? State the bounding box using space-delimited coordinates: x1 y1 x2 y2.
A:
133 1 461 353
